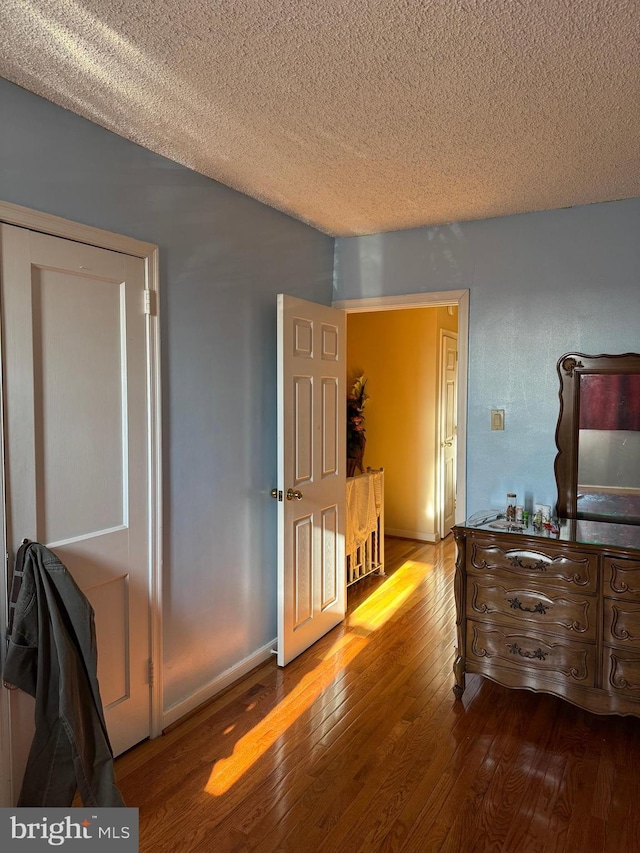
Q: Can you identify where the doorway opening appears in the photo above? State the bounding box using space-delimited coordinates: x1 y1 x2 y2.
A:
334 289 468 605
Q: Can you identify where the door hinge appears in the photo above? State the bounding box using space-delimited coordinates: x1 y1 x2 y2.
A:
148 658 155 687
144 289 157 316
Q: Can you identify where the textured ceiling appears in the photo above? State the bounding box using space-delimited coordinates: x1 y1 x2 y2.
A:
1 1 639 236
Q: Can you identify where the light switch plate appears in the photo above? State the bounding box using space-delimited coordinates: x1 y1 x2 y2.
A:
491 409 505 430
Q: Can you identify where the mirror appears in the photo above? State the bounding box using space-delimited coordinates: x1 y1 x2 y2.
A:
555 353 640 524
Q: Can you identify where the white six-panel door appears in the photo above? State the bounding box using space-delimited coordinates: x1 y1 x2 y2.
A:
276 295 346 666
0 224 152 800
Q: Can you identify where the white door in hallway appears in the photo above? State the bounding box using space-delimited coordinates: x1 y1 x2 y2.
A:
439 331 458 538
1 224 151 800
276 295 346 666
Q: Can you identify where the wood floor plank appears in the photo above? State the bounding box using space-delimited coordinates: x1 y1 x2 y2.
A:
296 662 458 851
346 680 513 852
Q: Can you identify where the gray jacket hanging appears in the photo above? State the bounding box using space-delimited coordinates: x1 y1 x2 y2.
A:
2 541 125 807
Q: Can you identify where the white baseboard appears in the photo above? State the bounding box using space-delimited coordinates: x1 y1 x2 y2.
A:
386 527 438 543
162 638 276 730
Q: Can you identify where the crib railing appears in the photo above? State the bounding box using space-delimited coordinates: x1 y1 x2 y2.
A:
346 467 385 587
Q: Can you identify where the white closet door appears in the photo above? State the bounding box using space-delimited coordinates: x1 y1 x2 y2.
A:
1 224 151 800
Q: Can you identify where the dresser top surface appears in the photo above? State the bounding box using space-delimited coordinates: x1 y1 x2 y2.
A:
457 514 640 553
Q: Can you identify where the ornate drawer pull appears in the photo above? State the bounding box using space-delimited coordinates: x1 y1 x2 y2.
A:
507 555 548 571
507 642 548 660
508 597 549 615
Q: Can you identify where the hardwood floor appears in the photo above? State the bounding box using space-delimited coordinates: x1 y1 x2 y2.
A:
116 536 640 852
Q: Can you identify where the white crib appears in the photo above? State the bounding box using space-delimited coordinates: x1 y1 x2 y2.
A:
345 467 385 587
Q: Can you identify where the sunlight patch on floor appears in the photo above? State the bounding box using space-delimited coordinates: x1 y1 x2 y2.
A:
204 558 430 796
347 560 432 633
205 638 364 796
319 630 365 660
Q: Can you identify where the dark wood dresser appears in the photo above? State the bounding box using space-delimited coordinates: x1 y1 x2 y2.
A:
453 519 640 716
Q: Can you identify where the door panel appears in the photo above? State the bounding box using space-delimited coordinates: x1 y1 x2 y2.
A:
1 224 151 799
294 375 313 484
277 295 346 666
32 267 125 542
321 505 339 607
294 514 313 627
322 378 339 475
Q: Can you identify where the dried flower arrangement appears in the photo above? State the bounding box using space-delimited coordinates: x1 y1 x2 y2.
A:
347 374 369 476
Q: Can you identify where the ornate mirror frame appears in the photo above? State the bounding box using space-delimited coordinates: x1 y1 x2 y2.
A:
555 352 640 523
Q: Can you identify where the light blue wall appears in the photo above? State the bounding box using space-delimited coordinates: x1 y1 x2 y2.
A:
335 199 640 516
0 79 334 711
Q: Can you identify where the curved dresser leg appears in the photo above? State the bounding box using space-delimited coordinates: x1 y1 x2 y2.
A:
453 654 465 699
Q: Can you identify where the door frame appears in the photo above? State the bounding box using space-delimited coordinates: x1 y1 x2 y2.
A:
333 289 468 528
0 200 163 806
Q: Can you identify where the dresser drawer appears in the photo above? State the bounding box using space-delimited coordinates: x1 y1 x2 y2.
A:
466 620 595 686
467 536 597 592
603 598 640 648
605 556 640 601
467 575 596 640
602 647 640 698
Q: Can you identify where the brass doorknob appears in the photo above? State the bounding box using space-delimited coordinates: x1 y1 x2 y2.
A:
286 488 303 501
441 440 453 447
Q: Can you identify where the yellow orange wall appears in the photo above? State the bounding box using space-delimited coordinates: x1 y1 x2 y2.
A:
347 306 457 540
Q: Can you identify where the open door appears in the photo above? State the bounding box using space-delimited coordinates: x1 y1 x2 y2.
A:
276 295 346 666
